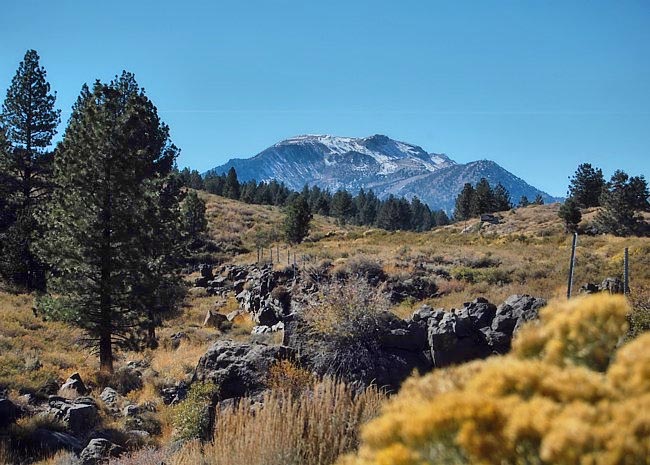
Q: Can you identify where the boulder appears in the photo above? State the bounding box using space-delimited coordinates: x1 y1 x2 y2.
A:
79 438 124 465
59 372 88 397
170 332 188 350
379 323 428 352
30 428 84 454
0 397 18 427
67 404 98 434
601 277 625 294
161 381 188 405
123 404 139 417
488 294 546 353
456 298 496 329
99 387 118 406
47 396 98 434
192 340 292 400
428 311 492 368
203 310 228 329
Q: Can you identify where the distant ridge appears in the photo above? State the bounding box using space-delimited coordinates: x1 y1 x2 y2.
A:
206 134 559 212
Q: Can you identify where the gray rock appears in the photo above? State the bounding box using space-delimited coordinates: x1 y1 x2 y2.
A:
48 397 97 434
192 340 292 400
161 381 188 405
379 323 428 351
489 294 546 353
411 304 434 322
203 309 228 328
79 438 124 465
99 387 118 405
67 404 98 434
170 332 187 350
0 398 18 427
251 325 272 335
123 404 139 417
456 298 497 329
601 277 624 294
30 428 84 454
226 308 245 321
428 311 491 368
59 372 88 397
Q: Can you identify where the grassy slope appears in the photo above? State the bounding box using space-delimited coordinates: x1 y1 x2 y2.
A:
0 193 648 462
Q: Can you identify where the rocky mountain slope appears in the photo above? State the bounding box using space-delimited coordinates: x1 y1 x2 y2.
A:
206 134 559 211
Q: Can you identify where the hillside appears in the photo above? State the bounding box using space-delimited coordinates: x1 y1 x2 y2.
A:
206 135 559 212
1 193 649 464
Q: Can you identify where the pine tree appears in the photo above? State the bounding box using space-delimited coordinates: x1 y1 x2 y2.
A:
204 172 225 196
558 198 582 233
0 50 60 289
284 194 312 244
432 210 450 227
518 195 530 208
223 167 240 199
36 72 182 372
454 183 475 221
331 189 356 225
376 195 411 231
471 178 495 216
568 163 605 208
595 170 649 236
182 191 208 244
493 183 512 212
533 194 544 205
409 196 432 231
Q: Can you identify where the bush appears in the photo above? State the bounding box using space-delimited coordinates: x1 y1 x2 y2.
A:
335 256 386 285
267 360 316 398
172 381 217 441
171 378 385 465
96 366 143 395
338 294 650 465
296 279 391 381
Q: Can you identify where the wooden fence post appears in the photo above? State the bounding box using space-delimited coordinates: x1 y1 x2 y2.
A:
624 247 630 295
567 232 578 299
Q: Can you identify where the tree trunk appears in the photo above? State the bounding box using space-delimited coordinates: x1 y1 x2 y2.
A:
99 329 113 373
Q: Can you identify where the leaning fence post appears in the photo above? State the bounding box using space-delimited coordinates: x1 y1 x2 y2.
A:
624 247 630 295
567 232 578 299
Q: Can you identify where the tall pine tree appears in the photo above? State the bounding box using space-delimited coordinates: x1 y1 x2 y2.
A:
595 170 649 236
568 163 605 208
283 194 312 244
37 73 182 372
0 50 60 289
454 183 475 221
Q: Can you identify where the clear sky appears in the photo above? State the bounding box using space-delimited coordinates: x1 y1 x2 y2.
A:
2 0 649 196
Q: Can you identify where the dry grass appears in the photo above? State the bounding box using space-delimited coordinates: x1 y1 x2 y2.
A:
0 291 96 393
170 378 385 465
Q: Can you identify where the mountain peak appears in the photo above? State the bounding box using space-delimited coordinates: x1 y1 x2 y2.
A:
207 134 556 211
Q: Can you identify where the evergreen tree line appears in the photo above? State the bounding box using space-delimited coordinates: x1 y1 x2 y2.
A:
559 163 649 236
453 178 540 221
0 50 208 372
179 166 451 232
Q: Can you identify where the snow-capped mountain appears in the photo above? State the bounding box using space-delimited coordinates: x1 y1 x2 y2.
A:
206 134 558 212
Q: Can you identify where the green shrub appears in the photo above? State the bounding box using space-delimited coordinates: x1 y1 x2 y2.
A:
172 381 217 440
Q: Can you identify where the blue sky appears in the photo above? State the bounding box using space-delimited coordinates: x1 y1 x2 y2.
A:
2 0 649 197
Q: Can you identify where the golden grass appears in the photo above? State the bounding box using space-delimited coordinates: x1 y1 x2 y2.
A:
0 291 96 392
170 378 385 465
150 342 207 382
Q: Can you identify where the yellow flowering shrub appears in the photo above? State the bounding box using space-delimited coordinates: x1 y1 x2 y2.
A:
339 294 650 465
512 294 629 371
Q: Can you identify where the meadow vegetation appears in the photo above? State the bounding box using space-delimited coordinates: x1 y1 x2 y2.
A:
0 194 649 465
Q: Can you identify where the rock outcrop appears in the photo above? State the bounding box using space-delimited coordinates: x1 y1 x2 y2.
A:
192 340 293 400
